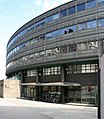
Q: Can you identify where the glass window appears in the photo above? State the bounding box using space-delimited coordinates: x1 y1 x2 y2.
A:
86 0 96 9
60 46 67 53
46 49 52 56
43 66 61 75
66 63 98 74
87 20 97 29
26 27 31 33
77 23 86 30
69 44 77 52
89 42 98 49
39 51 45 57
77 3 85 12
68 25 76 33
40 19 46 26
52 48 59 55
98 18 104 26
40 34 45 40
17 46 19 51
68 6 76 15
34 53 39 59
26 40 30 47
60 27 67 35
25 54 33 62
52 30 60 37
98 0 104 5
35 22 40 28
46 32 52 39
52 13 60 20
27 70 37 77
30 24 35 30
77 43 88 51
60 9 67 17
82 64 86 73
46 16 52 23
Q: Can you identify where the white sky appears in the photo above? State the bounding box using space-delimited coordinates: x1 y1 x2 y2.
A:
0 0 71 79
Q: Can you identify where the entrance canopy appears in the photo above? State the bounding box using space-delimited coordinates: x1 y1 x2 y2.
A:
21 82 81 86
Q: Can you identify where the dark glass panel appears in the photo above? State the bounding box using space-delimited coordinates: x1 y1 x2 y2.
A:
46 16 52 23
77 3 85 12
60 9 67 17
68 6 76 15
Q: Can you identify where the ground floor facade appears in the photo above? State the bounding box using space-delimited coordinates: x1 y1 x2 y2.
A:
19 60 98 105
7 60 98 105
21 84 97 105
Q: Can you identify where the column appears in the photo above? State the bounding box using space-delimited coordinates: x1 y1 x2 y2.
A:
20 71 24 97
36 68 39 83
61 87 65 103
61 66 65 83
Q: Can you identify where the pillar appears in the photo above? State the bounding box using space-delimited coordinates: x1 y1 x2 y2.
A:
61 66 65 83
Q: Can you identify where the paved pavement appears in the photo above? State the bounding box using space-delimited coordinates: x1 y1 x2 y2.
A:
0 98 97 119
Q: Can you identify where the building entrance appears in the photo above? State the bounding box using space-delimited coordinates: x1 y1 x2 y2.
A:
37 85 81 103
64 86 81 103
39 86 61 103
22 85 97 105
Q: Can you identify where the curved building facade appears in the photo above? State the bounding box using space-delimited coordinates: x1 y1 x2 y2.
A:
6 0 104 104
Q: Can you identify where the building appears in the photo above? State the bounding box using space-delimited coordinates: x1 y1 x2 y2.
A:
6 0 104 105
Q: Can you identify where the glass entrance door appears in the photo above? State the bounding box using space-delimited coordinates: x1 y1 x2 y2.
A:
64 86 81 103
41 86 61 103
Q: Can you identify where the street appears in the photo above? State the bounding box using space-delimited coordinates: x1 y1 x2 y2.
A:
0 98 97 119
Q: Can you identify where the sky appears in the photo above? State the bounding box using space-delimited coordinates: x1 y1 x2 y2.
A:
0 0 71 79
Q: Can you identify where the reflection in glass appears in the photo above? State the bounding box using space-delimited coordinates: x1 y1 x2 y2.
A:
87 20 97 29
41 19 46 25
46 32 52 39
86 0 96 9
60 9 67 17
52 30 60 37
39 51 45 58
77 43 88 51
52 13 60 20
46 16 52 23
69 44 77 52
68 25 76 33
77 42 98 51
98 18 104 26
77 3 85 12
77 23 86 30
60 27 67 35
68 6 76 15
98 0 104 5
46 49 52 56
60 46 67 53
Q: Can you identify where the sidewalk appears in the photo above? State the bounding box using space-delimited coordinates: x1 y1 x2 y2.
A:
2 98 97 119
66 102 96 107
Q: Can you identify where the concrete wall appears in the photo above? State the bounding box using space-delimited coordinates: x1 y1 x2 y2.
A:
0 79 20 98
99 54 104 119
